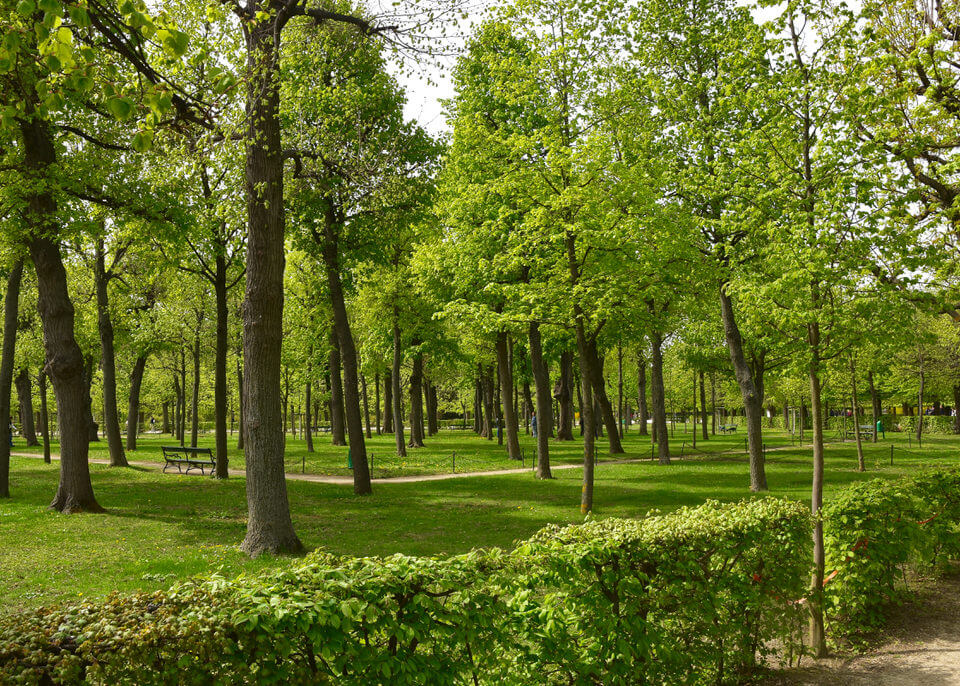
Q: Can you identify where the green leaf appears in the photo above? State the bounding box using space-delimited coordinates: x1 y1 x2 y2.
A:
106 96 134 120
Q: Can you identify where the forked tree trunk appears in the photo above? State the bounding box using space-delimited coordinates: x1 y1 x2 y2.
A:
529 321 553 479
718 286 767 491
15 368 38 446
126 354 147 451
239 23 302 556
0 260 23 498
495 332 521 460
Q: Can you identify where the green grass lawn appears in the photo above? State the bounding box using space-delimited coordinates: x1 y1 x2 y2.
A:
1 426 955 613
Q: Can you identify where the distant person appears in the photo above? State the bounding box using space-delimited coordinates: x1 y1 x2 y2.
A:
150 417 156 431
531 412 537 437
8 422 14 447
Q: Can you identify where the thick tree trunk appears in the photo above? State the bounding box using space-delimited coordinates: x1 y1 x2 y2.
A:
718 286 767 491
529 321 553 479
650 329 670 464
408 351 425 448
213 261 229 478
374 372 381 435
320 219 371 494
384 370 394 433
555 350 575 440
38 369 51 464
190 329 201 448
495 332 521 460
15 368 38 447
126 354 148 451
328 331 346 446
0 261 23 498
637 352 649 436
361 374 372 438
391 320 406 457
239 23 302 556
94 239 126 466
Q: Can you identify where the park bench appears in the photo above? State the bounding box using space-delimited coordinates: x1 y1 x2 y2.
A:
161 446 216 476
857 425 874 440
719 424 737 433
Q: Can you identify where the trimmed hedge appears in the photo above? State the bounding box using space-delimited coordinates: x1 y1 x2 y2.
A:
823 468 960 641
0 499 810 685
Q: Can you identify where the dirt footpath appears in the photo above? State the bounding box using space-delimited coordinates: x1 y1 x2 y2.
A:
768 572 960 685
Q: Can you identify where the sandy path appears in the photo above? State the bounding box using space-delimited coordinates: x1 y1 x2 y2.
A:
768 573 960 685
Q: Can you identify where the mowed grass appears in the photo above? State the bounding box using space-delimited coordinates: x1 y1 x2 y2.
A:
14 420 813 477
1 426 956 613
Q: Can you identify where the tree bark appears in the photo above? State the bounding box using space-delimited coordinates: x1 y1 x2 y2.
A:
213 256 229 478
383 371 393 433
495 332 521 459
650 328 670 464
482 365 494 440
38 369 51 464
850 357 865 472
529 321 553 479
426 380 438 436
718 286 767 491
391 320 406 457
408 350 425 448
637 352 649 436
0 260 23 498
699 371 708 440
328 330 346 446
374 372 381 435
916 355 925 443
555 350 575 440
178 348 186 445
239 22 302 555
361 373 372 438
236 359 244 450
617 344 624 439
869 371 882 441
15 368 38 447
82 357 99 443
126 354 148 451
93 238 126 466
584 340 623 453
305 362 314 453
808 321 826 657
190 327 201 448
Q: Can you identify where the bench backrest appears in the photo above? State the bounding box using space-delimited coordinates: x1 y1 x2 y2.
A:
162 446 214 460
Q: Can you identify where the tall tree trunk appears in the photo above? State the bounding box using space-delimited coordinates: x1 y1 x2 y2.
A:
555 350 575 440
916 356 925 443
240 22 301 555
391 319 406 457
617 344 624 438
38 369 51 464
94 239 126 466
162 400 170 435
850 357 865 472
0 260 23 498
15 368 38 447
328 330 346 447
637 352 648 436
361 374 372 439
126 354 148 451
374 372 381 436
82 357 99 443
699 371 708 440
178 348 186 445
808 322 826 658
236 359 244 450
482 366 495 440
426 380 438 436
495 332 521 460
718 286 767 491
408 350 425 448
473 376 482 434
711 371 717 436
191 328 201 448
383 370 394 433
305 362 314 453
213 258 229 478
529 321 553 479
869 371 882 441
650 329 670 464
584 341 623 453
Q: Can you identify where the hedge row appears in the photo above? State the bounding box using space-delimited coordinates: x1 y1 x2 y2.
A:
4 469 958 684
823 468 960 641
0 498 810 685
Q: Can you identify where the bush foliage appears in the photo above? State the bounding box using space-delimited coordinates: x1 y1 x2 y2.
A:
2 470 958 683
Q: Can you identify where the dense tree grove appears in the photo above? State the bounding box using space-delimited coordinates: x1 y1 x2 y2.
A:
3 0 960 656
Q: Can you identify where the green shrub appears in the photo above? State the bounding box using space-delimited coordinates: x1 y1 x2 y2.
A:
0 500 811 685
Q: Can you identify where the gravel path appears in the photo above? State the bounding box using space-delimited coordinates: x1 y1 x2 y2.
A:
768 572 960 685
